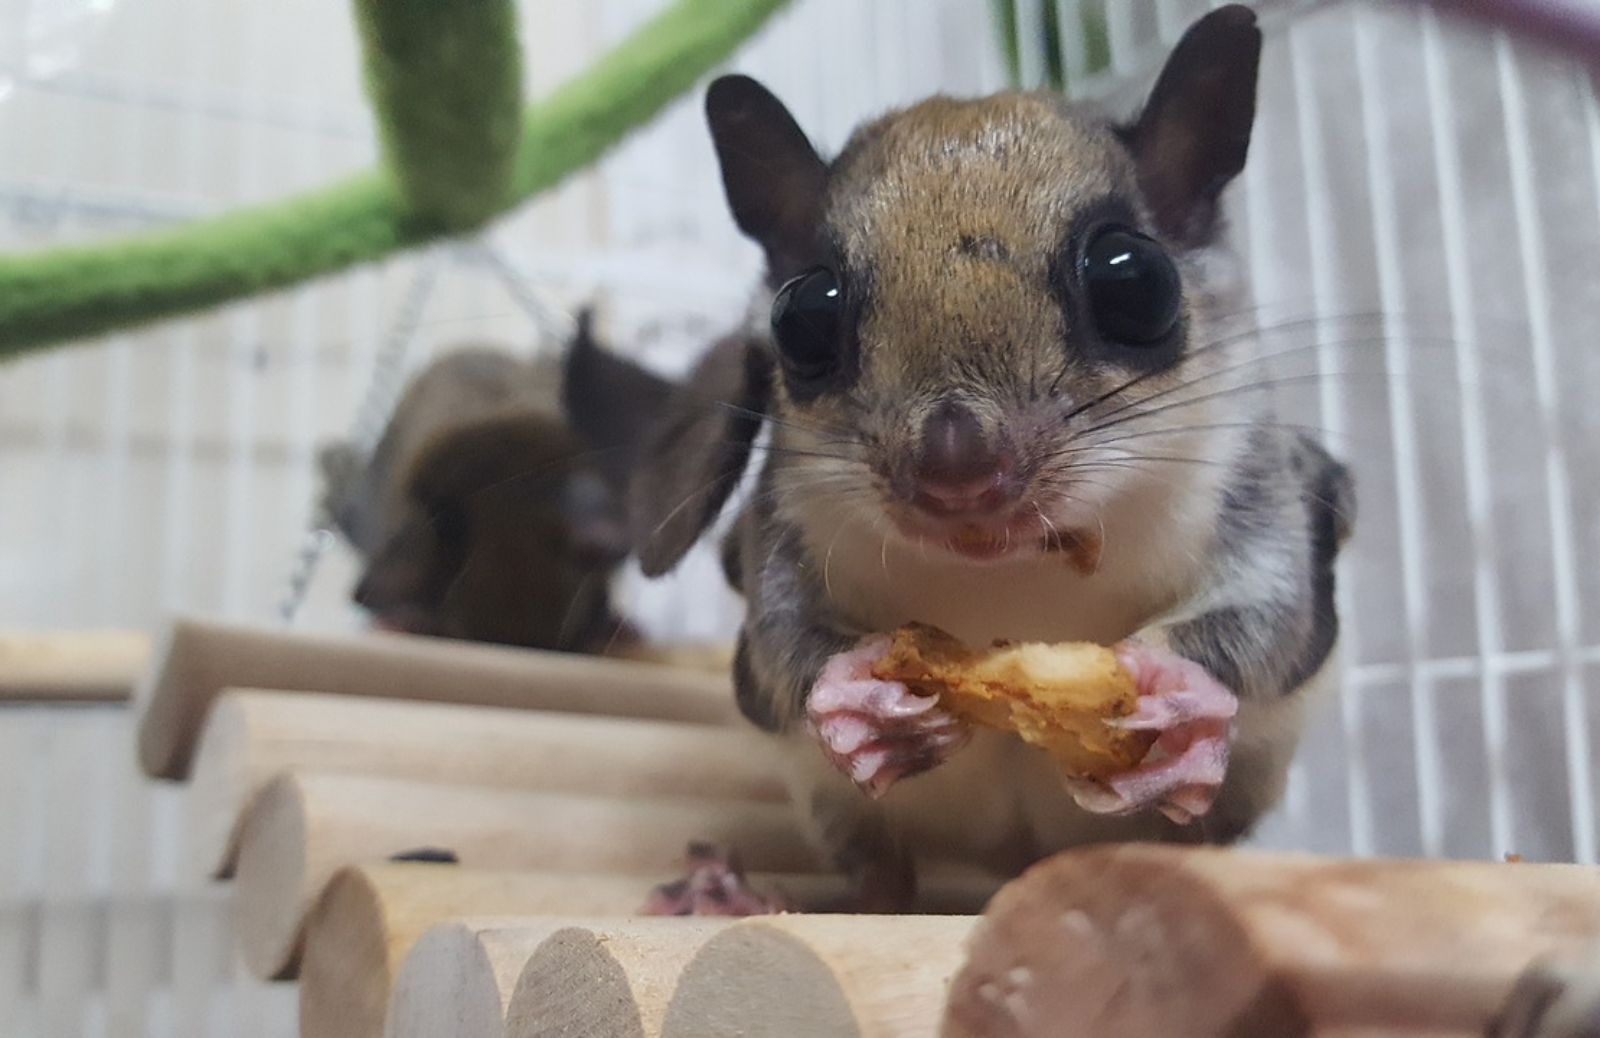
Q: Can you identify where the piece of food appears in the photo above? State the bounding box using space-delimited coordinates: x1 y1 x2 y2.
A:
868 623 1156 778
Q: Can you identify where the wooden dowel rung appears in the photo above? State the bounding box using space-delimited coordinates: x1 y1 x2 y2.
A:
137 617 739 781
299 866 728 1038
232 771 821 980
0 630 148 702
185 689 786 881
298 856 1008 1038
659 915 978 1037
942 846 1600 1038
507 920 731 1038
387 919 573 1038
388 918 733 1038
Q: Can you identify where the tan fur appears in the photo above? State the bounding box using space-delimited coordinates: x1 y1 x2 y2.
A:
663 16 1330 895
742 94 1269 869
767 93 1245 646
835 95 1128 390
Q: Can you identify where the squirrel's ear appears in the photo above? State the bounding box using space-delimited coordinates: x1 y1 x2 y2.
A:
559 307 674 498
628 334 773 577
706 74 829 281
1120 5 1261 247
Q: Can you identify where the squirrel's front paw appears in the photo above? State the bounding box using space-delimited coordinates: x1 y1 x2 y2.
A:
1065 640 1238 824
806 635 970 798
640 842 791 917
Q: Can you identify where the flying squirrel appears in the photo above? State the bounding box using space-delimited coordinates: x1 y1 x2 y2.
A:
587 6 1357 911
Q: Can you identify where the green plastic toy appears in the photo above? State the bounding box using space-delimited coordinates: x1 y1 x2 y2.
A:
990 0 1110 94
0 0 790 363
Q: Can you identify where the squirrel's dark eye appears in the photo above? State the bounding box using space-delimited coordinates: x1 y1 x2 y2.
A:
1082 228 1181 346
772 267 843 379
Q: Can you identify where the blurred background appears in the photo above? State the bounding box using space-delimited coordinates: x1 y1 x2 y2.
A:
1 0 1598 1033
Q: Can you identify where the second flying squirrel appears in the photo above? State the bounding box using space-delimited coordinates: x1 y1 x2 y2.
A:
619 5 1356 907
319 342 640 654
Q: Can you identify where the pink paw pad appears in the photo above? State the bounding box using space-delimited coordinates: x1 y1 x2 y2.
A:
1067 640 1239 824
640 843 792 917
806 635 971 798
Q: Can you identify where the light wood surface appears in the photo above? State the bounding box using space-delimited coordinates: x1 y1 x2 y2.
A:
298 859 1008 1038
232 771 821 980
605 641 736 673
387 918 731 1038
386 919 574 1038
185 689 785 880
660 915 978 1037
507 920 732 1038
942 845 1600 1038
137 617 739 781
300 866 734 1038
0 630 148 702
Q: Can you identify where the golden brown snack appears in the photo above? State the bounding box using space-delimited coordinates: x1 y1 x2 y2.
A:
869 624 1155 778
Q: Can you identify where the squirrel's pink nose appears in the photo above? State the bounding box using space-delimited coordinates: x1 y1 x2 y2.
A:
911 403 1015 516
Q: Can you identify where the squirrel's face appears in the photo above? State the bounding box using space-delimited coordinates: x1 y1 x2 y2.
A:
765 93 1239 564
632 6 1263 571
707 6 1254 559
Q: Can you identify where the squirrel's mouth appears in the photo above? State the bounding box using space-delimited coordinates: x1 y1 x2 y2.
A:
890 511 1101 573
944 523 1029 560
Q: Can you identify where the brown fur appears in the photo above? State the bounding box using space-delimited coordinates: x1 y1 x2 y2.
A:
625 8 1353 906
322 346 630 653
775 89 1225 569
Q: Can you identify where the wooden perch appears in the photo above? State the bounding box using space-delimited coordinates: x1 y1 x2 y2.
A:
389 918 731 1038
232 770 820 980
606 641 735 674
942 845 1600 1038
185 689 785 880
300 865 726 1038
660 915 978 1037
508 920 733 1038
299 859 1007 1038
0 630 148 702
137 616 739 781
387 919 583 1038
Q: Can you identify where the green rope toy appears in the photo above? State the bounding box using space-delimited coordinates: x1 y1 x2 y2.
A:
0 0 790 363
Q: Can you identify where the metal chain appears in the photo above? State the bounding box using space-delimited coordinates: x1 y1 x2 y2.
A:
275 249 443 624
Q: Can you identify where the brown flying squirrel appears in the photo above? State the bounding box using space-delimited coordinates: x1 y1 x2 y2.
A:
623 6 1356 910
319 341 639 653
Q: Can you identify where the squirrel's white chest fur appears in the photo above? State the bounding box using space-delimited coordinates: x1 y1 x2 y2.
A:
793 475 1221 649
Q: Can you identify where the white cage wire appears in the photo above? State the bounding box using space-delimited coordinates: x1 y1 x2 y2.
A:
0 0 1597 1034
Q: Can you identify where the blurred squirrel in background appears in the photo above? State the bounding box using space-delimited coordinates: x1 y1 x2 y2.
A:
318 318 669 656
